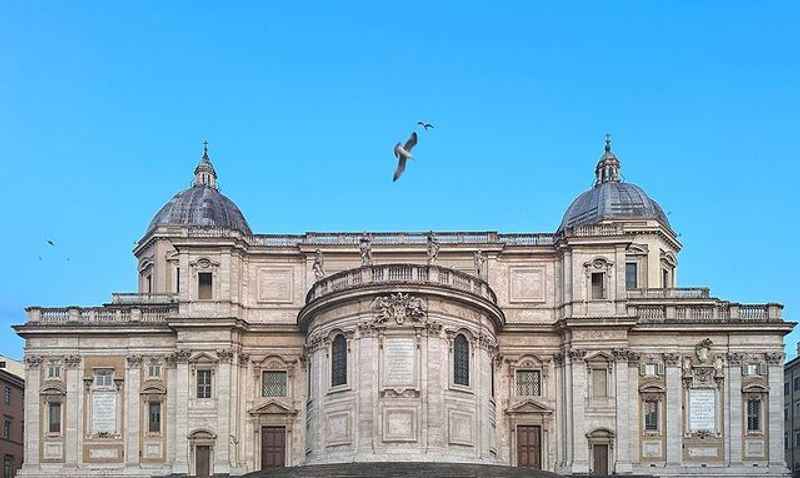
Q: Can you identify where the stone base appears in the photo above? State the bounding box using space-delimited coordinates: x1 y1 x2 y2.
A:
243 462 560 477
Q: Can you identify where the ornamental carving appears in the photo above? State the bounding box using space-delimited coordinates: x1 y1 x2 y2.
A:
662 353 681 367
694 338 713 364
380 388 420 399
64 355 82 368
627 351 642 366
239 353 251 366
567 348 586 360
173 349 192 364
611 348 629 362
25 355 44 368
552 352 564 366
217 349 234 364
764 352 784 365
126 354 143 367
726 352 746 366
371 293 426 326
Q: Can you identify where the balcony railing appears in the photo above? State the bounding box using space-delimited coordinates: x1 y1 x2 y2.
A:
26 304 177 325
110 293 177 304
630 303 782 323
306 263 497 304
627 288 710 299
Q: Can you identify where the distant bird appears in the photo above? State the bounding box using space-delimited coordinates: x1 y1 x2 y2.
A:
417 121 434 130
38 256 42 261
47 240 55 246
393 131 418 182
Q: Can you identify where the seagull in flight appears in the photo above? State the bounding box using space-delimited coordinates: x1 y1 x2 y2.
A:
393 131 418 182
47 240 55 246
417 121 434 130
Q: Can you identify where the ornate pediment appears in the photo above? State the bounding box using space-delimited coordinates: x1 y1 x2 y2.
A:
505 399 553 416
141 380 166 395
248 399 298 417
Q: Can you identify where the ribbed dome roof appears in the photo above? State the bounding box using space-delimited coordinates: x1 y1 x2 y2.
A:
558 136 670 232
147 184 252 235
146 143 252 236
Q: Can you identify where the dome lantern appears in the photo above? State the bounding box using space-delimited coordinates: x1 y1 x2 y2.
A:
193 140 218 189
594 134 621 185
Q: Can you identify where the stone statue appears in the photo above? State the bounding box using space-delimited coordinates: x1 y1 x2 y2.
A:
312 249 325 280
426 231 440 265
473 250 486 278
359 234 373 266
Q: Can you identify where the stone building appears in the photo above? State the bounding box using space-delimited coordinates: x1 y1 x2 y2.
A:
784 346 800 476
0 355 25 478
13 140 793 478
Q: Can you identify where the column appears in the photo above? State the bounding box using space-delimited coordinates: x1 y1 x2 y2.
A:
665 354 682 465
173 352 190 474
23 356 42 470
614 350 632 473
768 355 788 470
65 356 82 466
569 349 588 473
125 356 141 468
215 351 232 474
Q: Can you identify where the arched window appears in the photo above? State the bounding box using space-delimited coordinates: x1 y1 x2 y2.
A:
454 334 469 386
331 334 347 387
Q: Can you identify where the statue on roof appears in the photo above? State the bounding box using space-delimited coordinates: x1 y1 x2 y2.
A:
426 231 440 265
312 249 325 280
359 234 373 266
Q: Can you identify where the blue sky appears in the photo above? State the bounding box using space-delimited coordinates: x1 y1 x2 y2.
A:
1 2 798 360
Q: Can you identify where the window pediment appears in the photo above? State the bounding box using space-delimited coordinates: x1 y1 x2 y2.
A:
40 381 66 396
505 398 553 415
189 352 218 365
248 399 298 417
742 382 768 393
141 380 166 395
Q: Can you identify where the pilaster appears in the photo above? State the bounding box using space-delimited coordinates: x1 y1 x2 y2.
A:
23 356 42 469
125 355 141 468
665 354 682 465
614 350 632 472
569 349 588 473
728 356 743 464
767 355 787 470
173 351 190 473
65 356 81 466
216 350 233 474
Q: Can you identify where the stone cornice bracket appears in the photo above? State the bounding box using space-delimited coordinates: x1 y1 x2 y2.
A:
126 354 144 368
64 355 82 368
662 352 681 367
217 349 234 364
25 355 44 368
174 349 193 364
764 352 784 365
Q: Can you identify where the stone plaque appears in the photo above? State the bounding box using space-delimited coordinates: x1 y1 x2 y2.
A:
257 268 293 303
89 447 119 459
688 446 718 457
383 338 416 387
745 439 765 457
642 441 661 458
92 391 117 434
688 389 716 432
509 267 545 303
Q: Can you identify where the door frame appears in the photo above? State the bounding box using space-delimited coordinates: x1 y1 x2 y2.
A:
516 424 542 469
188 429 216 477
587 428 615 475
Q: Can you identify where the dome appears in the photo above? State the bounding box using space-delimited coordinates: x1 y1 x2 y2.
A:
146 144 252 236
558 136 670 232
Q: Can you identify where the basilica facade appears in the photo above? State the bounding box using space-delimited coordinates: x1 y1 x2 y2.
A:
14 141 792 477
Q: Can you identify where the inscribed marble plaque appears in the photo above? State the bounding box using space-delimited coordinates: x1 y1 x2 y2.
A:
642 441 661 458
688 389 716 432
383 338 416 387
92 392 117 433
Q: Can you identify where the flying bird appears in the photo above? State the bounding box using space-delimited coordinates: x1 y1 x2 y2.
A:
417 121 434 130
47 240 55 246
393 131 418 182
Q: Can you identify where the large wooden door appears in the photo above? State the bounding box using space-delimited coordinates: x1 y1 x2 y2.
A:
261 426 286 469
195 445 210 478
593 444 608 475
516 425 541 469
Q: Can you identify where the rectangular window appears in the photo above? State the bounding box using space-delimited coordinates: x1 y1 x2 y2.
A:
48 402 61 434
625 262 638 289
644 363 657 376
262 371 288 397
747 399 761 432
47 365 61 379
2 418 10 440
94 369 114 387
787 382 791 395
3 456 13 478
796 432 800 447
3 386 9 405
148 402 161 434
794 376 800 391
644 400 659 431
148 365 161 378
662 269 670 288
591 272 605 299
307 358 312 398
146 274 152 294
515 370 541 397
196 369 212 399
198 272 213 300
592 368 608 398
176 267 181 294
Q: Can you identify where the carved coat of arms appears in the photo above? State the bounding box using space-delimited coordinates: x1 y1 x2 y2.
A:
372 293 426 325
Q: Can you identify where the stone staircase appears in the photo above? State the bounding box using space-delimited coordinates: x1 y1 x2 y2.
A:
243 462 562 478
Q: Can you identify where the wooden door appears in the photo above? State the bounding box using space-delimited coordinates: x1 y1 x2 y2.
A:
261 426 286 469
593 444 608 475
516 425 541 469
195 445 210 478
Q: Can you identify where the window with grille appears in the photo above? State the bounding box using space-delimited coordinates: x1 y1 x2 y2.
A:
747 399 761 432
262 371 288 397
795 376 800 391
2 418 10 440
592 368 608 398
3 386 9 405
48 402 61 434
331 335 347 387
3 456 13 478
644 400 659 431
591 272 605 299
148 365 161 378
47 365 61 379
625 263 638 289
454 334 470 386
196 369 212 399
94 369 114 387
516 370 541 397
198 272 213 300
148 402 161 434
